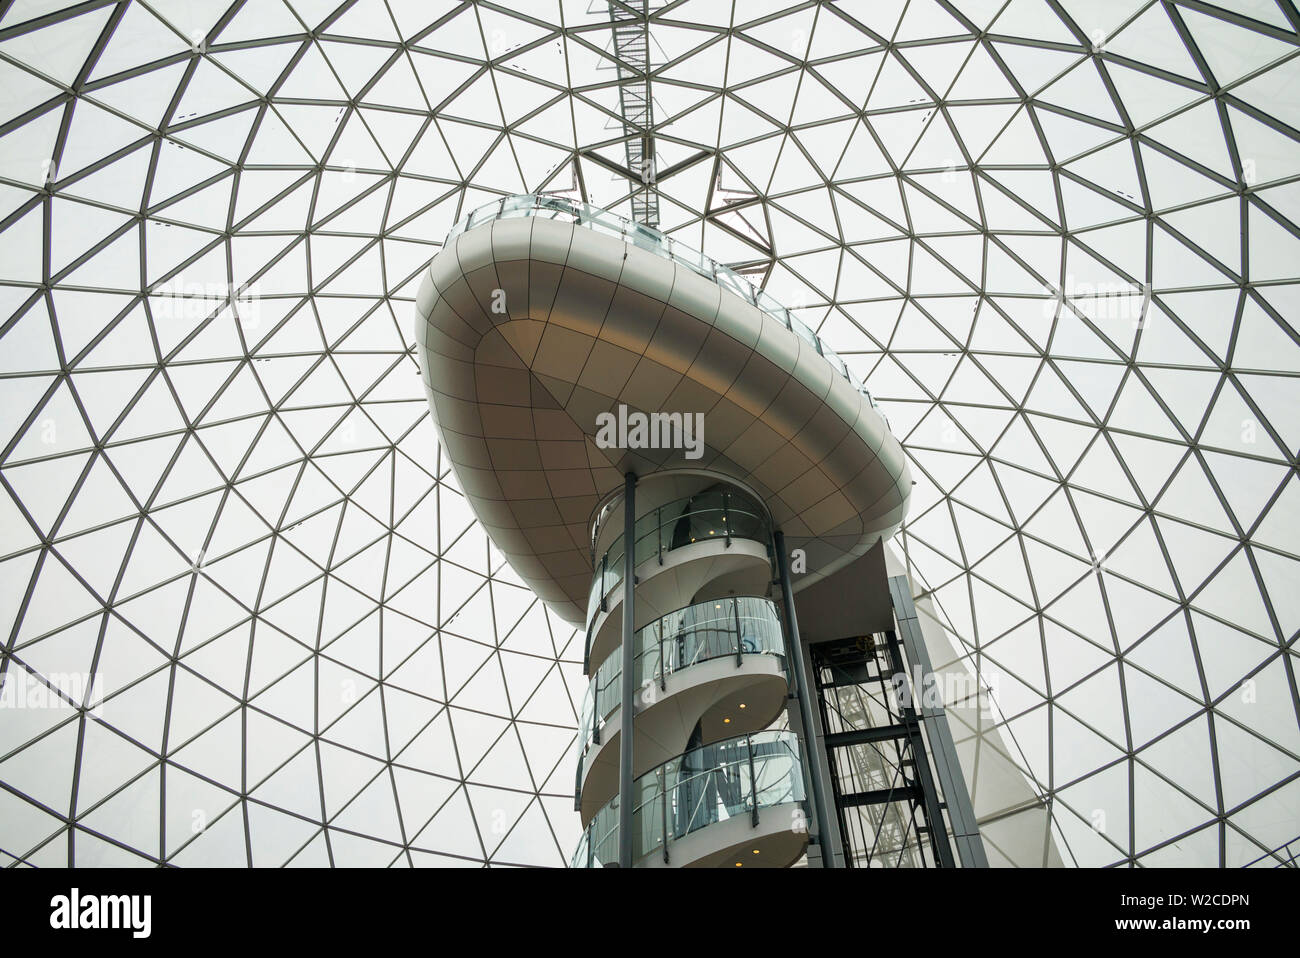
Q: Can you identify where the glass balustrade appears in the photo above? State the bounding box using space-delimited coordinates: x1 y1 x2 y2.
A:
572 729 807 867
576 596 785 761
444 193 880 408
583 484 771 635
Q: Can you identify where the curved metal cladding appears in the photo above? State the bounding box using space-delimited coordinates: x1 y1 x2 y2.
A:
414 204 912 626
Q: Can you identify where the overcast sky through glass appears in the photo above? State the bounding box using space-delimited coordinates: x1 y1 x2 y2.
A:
0 0 1297 868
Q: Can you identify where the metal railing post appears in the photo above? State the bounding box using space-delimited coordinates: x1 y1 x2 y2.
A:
773 529 837 867
657 621 666 692
733 595 743 667
574 751 583 812
747 734 759 827
618 472 637 869
661 767 670 865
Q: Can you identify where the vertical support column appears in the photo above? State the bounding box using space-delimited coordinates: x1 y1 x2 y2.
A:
618 472 637 868
808 644 851 864
746 734 759 827
773 529 837 868
660 766 669 865
888 575 989 868
733 595 743 666
882 628 956 868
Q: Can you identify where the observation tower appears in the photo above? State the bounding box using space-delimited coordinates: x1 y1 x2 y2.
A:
416 195 984 868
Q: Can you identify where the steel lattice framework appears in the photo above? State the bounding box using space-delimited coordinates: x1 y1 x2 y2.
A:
0 0 1296 867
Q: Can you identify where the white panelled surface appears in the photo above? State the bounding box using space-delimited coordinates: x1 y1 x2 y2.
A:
0 0 1296 867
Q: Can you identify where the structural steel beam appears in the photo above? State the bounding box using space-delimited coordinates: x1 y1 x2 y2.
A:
888 575 989 868
618 471 637 868
774 529 837 868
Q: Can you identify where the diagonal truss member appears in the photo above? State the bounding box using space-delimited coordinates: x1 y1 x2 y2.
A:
607 0 659 226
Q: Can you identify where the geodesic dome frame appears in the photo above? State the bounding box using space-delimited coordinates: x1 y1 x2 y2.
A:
0 0 1297 868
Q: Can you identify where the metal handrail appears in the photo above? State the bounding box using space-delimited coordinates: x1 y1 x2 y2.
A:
573 730 806 867
575 596 786 763
444 193 882 410
584 487 771 633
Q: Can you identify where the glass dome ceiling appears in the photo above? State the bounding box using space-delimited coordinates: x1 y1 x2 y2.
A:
0 0 1297 868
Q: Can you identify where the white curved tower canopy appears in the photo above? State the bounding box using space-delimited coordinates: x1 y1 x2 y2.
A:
0 0 1295 868
415 199 911 624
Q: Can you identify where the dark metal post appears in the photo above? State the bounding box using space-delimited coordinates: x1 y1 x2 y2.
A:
660 768 670 864
657 621 666 692
746 734 759 827
888 575 988 867
733 594 743 666
773 529 837 868
883 627 956 868
618 472 637 868
574 752 583 812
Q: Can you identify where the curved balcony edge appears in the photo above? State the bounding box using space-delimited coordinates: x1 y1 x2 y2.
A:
444 193 880 410
583 484 772 645
416 206 913 625
572 730 808 869
586 537 773 670
578 596 786 758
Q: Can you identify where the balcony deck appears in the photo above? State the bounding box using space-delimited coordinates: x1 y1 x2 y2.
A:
415 195 912 625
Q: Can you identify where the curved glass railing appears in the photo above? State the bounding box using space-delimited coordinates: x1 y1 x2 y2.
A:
572 729 806 868
445 193 881 411
576 596 785 762
583 485 771 638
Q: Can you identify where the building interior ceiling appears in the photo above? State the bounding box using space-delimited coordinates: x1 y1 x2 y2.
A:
0 0 1297 867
